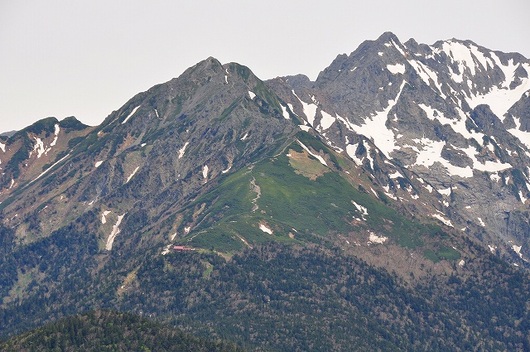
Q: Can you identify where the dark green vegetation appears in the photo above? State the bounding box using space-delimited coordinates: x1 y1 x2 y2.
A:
1 223 529 351
0 310 243 352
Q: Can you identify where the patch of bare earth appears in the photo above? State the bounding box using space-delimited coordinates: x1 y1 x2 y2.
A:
287 149 328 180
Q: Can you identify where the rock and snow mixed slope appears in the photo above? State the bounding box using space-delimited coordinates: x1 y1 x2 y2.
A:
0 34 529 265
268 32 530 263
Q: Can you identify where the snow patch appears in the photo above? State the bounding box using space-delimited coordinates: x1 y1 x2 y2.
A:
508 117 530 149
418 104 484 142
469 44 494 70
431 213 453 227
125 166 139 184
386 63 405 75
178 142 189 159
106 213 125 251
0 142 5 152
368 232 388 244
346 143 363 166
122 105 141 124
389 171 402 179
364 144 375 170
518 191 527 204
467 60 530 118
31 153 69 184
439 41 477 76
392 39 407 57
412 137 474 178
512 244 523 259
382 185 398 200
33 138 45 158
492 173 502 184
259 223 273 235
351 81 406 158
50 124 60 147
438 187 452 196
352 200 368 220
101 210 111 224
280 104 291 119
408 60 444 95
161 244 172 255
297 140 328 166
319 110 336 130
293 90 318 126
299 125 311 132
460 145 511 173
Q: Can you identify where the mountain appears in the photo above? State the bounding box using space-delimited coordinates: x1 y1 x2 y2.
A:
268 32 530 263
0 33 529 350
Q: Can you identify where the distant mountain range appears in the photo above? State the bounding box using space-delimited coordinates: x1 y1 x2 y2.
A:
0 32 529 350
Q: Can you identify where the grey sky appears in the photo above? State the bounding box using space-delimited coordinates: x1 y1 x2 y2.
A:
1 0 529 132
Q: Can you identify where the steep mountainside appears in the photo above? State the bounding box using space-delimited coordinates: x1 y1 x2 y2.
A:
1 57 298 250
268 32 530 263
0 33 529 350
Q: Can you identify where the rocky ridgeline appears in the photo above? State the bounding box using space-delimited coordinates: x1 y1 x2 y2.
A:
0 33 529 264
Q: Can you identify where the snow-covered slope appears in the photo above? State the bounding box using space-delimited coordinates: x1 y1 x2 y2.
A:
268 32 530 264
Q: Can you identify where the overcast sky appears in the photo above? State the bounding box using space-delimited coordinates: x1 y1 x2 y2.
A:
1 0 529 132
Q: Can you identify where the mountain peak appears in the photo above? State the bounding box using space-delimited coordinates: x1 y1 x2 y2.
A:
376 31 401 44
181 56 225 80
198 56 223 68
17 116 59 137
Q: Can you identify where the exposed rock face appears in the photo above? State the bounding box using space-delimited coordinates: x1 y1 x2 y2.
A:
0 57 299 249
266 32 530 263
1 33 529 264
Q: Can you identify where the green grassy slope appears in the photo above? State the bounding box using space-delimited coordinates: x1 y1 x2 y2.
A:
175 133 459 262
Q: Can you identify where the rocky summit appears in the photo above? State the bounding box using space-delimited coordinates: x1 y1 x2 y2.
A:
0 33 529 351
269 32 530 263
